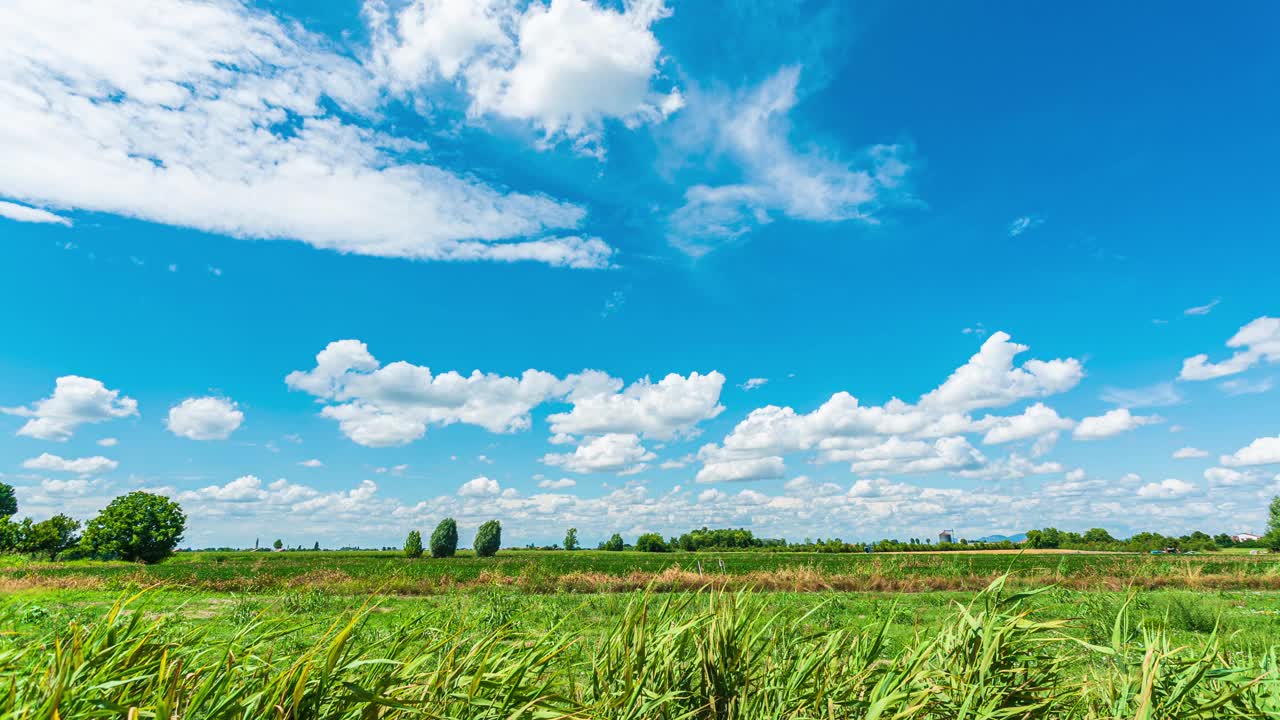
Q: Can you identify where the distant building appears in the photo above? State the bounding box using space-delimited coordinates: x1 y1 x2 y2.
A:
938 529 954 544
1231 532 1262 543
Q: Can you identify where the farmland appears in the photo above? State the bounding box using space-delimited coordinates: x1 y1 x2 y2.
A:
3 549 1280 717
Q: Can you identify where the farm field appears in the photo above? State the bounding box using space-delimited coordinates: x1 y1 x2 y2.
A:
3 550 1280 717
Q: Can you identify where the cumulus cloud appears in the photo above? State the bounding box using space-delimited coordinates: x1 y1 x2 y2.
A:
1180 316 1280 381
537 477 576 489
695 332 1081 481
366 0 680 155
694 455 786 484
1172 447 1209 459
547 370 725 440
0 200 71 226
298 459 324 468
1219 435 1280 468
542 433 656 474
457 476 501 497
666 67 910 254
21 453 118 475
286 340 572 446
1072 408 1161 441
288 340 727 449
1136 478 1196 500
2 376 137 441
166 396 244 440
96 437 118 447
0 0 610 269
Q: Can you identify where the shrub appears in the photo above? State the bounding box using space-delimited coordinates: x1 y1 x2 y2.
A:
602 533 625 552
19 514 81 560
474 520 501 558
82 492 186 564
430 518 458 558
403 530 423 558
635 533 668 553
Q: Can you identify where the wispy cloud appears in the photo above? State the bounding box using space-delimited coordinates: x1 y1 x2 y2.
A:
1007 215 1043 237
1183 299 1220 316
1099 382 1183 408
0 200 71 226
1219 377 1274 396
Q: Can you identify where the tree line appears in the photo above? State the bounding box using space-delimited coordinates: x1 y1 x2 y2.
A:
402 518 501 558
0 483 185 563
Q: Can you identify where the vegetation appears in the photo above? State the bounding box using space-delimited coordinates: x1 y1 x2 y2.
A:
473 520 501 558
2 577 1278 718
563 527 579 551
601 533 625 551
430 518 458 558
0 482 15 518
16 514 80 560
1269 496 1280 552
403 529 423 558
635 532 669 552
82 491 187 563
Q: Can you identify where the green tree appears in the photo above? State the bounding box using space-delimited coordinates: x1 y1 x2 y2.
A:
82 492 186 564
19 514 81 560
0 518 19 552
1267 496 1280 552
564 527 579 551
1082 528 1116 544
273 538 283 550
313 541 320 551
0 482 16 518
430 518 458 558
635 532 668 552
602 533 625 551
403 529 423 558
474 520 501 558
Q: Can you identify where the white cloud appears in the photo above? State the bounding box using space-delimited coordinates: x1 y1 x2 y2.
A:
694 455 786 484
739 377 768 391
1007 216 1042 237
955 453 1063 481
21 453 118 475
1 0 609 269
1220 435 1280 468
1136 478 1196 500
366 0 679 155
979 403 1075 444
458 476 501 497
1183 299 1220 316
96 437 118 447
537 477 576 489
666 67 909 254
1219 377 1274 396
542 433 656 474
166 396 245 441
548 370 725 440
696 332 1081 482
1204 466 1266 488
2 376 138 441
1180 316 1280 381
298 459 324 468
1099 382 1183 408
287 340 572 446
1072 408 1161 441
1172 447 1209 459
0 199 71 226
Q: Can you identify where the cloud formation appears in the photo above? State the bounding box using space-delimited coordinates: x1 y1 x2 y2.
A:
167 396 245 441
2 376 137 441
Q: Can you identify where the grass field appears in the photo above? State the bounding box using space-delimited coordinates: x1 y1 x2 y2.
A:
4 550 1280 717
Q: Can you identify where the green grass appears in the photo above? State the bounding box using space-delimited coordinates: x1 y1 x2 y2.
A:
3 577 1279 718
4 548 1280 594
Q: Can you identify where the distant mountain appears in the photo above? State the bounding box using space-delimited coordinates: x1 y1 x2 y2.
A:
975 533 1027 543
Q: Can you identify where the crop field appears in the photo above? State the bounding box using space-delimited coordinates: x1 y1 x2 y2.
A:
3 550 1280 717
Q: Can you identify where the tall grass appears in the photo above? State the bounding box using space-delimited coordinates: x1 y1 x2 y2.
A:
1 578 1277 718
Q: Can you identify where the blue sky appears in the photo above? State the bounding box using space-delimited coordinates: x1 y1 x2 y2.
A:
1 0 1278 548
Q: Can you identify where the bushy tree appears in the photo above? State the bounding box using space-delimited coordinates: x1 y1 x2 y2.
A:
273 538 283 550
474 520 501 558
403 529 423 558
602 533 625 551
19 514 81 560
1267 496 1280 552
0 518 19 552
635 532 668 552
431 518 458 558
0 482 16 518
1082 528 1116 544
564 527 579 551
82 492 186 564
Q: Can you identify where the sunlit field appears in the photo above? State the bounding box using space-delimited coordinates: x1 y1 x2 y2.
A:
4 550 1280 717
